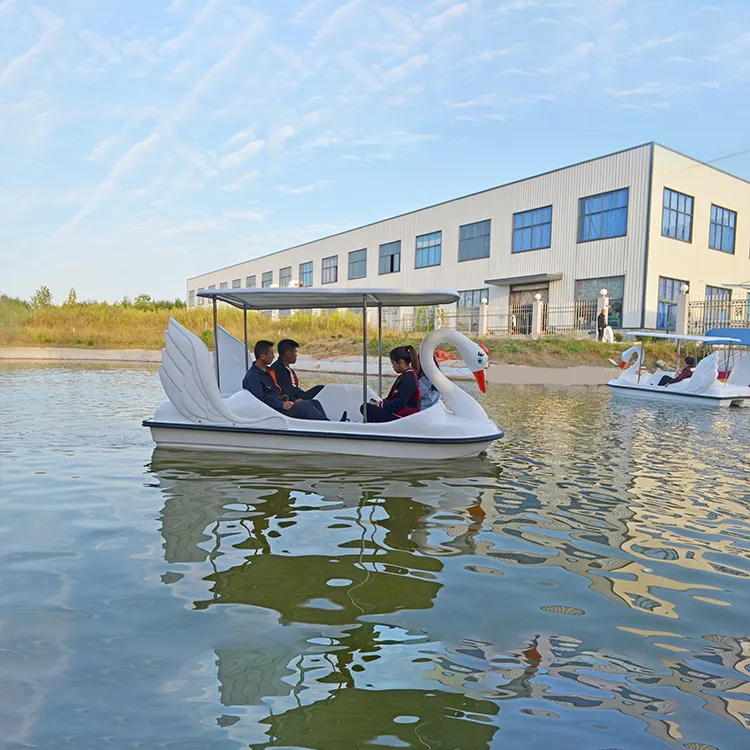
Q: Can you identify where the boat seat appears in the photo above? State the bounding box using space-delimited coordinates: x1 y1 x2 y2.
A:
667 352 718 393
726 352 750 387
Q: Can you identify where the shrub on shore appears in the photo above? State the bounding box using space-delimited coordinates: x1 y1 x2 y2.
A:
1 291 678 367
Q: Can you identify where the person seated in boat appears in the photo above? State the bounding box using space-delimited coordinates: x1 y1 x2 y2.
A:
360 345 421 423
271 339 325 402
658 355 695 387
418 354 441 409
242 340 329 420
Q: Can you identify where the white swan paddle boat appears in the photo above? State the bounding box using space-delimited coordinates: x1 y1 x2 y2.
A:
607 331 750 407
143 288 503 459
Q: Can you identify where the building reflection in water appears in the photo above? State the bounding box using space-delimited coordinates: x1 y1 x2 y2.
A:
149 440 750 748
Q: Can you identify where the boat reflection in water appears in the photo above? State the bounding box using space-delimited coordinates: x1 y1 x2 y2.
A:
149 447 750 749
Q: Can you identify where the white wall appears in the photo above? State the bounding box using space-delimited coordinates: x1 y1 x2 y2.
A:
644 145 750 327
187 145 654 326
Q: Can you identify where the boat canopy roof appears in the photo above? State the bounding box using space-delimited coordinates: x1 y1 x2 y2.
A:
197 287 460 310
706 328 750 347
624 331 742 344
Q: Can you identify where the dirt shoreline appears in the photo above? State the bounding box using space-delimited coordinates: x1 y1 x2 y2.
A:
0 346 616 385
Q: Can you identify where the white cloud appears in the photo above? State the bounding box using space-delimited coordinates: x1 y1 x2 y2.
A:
628 32 694 55
56 132 163 236
312 0 364 46
78 29 122 64
497 0 537 13
0 10 64 89
277 180 332 195
607 82 662 96
425 3 468 32
299 135 341 152
443 94 497 108
161 220 224 237
382 53 430 84
224 127 255 148
291 0 325 24
172 142 216 176
161 0 222 54
222 209 265 221
554 41 595 67
387 83 426 106
376 6 422 41
220 139 266 169
462 43 528 65
222 169 261 192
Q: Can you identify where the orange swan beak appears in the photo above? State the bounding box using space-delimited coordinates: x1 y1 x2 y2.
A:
473 369 487 393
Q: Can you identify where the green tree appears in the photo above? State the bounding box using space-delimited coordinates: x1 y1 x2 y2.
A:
134 293 152 310
30 285 53 308
65 288 77 305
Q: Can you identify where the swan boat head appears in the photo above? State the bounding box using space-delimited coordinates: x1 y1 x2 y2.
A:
419 328 492 421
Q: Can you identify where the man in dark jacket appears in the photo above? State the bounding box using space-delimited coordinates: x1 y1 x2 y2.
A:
271 339 325 401
242 340 329 420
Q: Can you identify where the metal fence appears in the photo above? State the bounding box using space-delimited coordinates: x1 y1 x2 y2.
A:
688 299 750 335
398 300 601 336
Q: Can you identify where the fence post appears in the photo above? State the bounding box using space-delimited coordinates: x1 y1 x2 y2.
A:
675 284 689 335
531 295 544 339
597 288 610 323
479 298 489 338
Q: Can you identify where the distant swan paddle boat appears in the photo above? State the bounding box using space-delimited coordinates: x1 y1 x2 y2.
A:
143 288 503 459
607 330 750 407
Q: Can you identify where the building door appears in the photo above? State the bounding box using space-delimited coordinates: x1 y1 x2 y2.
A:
509 285 548 335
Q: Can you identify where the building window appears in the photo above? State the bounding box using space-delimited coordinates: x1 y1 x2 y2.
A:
348 248 367 280
662 188 693 242
197 287 205 306
415 231 442 268
246 275 256 288
231 278 241 288
188 290 195 307
709 204 736 254
262 271 273 288
379 241 401 274
322 255 338 284
706 285 730 301
458 288 489 309
299 262 313 287
219 281 228 289
279 266 292 288
657 276 687 330
513 206 552 253
578 188 629 242
459 220 491 261
207 284 216 290
574 276 625 328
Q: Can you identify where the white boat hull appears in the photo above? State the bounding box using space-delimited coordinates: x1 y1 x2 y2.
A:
608 381 750 407
144 421 501 460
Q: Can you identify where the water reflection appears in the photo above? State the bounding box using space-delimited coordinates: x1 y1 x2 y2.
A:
150 441 750 748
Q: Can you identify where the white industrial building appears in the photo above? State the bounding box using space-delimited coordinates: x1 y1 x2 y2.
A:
187 142 750 333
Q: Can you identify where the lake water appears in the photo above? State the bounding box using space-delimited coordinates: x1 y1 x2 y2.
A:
1 362 749 750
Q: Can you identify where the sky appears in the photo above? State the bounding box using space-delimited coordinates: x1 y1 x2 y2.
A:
1 0 750 303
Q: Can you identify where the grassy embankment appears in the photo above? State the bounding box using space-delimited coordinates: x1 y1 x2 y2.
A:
0 295 678 367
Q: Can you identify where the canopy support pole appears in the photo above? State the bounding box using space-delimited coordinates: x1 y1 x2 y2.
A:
378 305 383 398
243 307 249 372
212 297 220 388
362 295 368 423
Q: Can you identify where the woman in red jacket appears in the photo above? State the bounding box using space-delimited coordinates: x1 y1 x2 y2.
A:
360 345 422 423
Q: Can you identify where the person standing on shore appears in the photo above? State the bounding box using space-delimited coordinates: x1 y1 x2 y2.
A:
597 308 608 342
